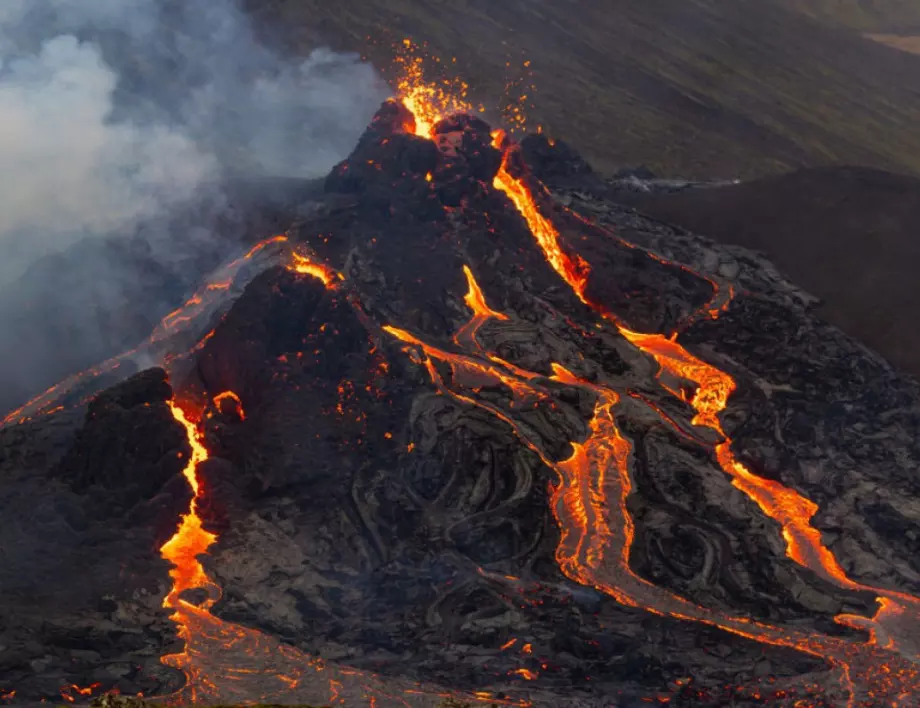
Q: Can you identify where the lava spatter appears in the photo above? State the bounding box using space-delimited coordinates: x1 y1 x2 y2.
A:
393 39 474 139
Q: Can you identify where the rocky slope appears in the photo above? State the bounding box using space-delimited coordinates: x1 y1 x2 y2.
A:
784 0 920 31
617 166 920 379
2 108 920 707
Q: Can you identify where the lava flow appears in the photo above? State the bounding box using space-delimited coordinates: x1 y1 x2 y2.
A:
159 400 220 695
492 153 920 700
9 46 920 707
290 250 344 287
391 60 920 702
491 131 591 303
386 259 920 705
454 264 508 351
156 315 533 705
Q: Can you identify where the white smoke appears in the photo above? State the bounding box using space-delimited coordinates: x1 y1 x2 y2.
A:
0 0 386 283
0 36 213 278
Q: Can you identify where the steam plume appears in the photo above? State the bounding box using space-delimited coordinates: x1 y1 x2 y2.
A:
0 0 385 283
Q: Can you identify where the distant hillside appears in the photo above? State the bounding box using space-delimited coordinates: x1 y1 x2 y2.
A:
782 0 920 32
619 167 920 378
244 0 920 179
867 33 920 55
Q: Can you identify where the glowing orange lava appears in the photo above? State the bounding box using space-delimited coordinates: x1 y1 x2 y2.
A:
213 390 246 420
385 274 920 704
617 328 734 434
489 117 920 623
393 39 474 139
392 75 920 700
160 400 220 693
289 251 343 287
59 683 101 703
454 264 508 351
491 133 590 302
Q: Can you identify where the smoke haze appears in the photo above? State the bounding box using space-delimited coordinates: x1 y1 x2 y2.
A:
0 0 385 284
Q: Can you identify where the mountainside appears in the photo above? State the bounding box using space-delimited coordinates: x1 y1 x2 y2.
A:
782 0 920 31
4 101 920 706
243 0 920 179
617 166 920 379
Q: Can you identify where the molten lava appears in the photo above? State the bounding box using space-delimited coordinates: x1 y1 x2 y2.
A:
9 57 920 706
213 391 246 420
491 133 591 302
393 40 474 139
391 71 920 701
454 264 508 351
289 250 343 287
160 400 219 689
156 354 534 705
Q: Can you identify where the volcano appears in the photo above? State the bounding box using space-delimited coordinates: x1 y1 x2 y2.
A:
3 70 920 708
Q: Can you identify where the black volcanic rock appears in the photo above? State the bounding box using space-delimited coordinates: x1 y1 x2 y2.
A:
431 113 503 203
325 101 441 218
7 117 920 706
520 133 605 193
87 367 174 415
619 166 920 379
56 368 187 506
0 371 191 702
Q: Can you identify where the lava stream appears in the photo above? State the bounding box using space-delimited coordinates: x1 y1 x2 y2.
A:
290 250 344 287
486 128 920 651
158 355 532 705
454 264 508 352
391 61 920 697
160 400 220 694
491 133 591 303
384 268 920 704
